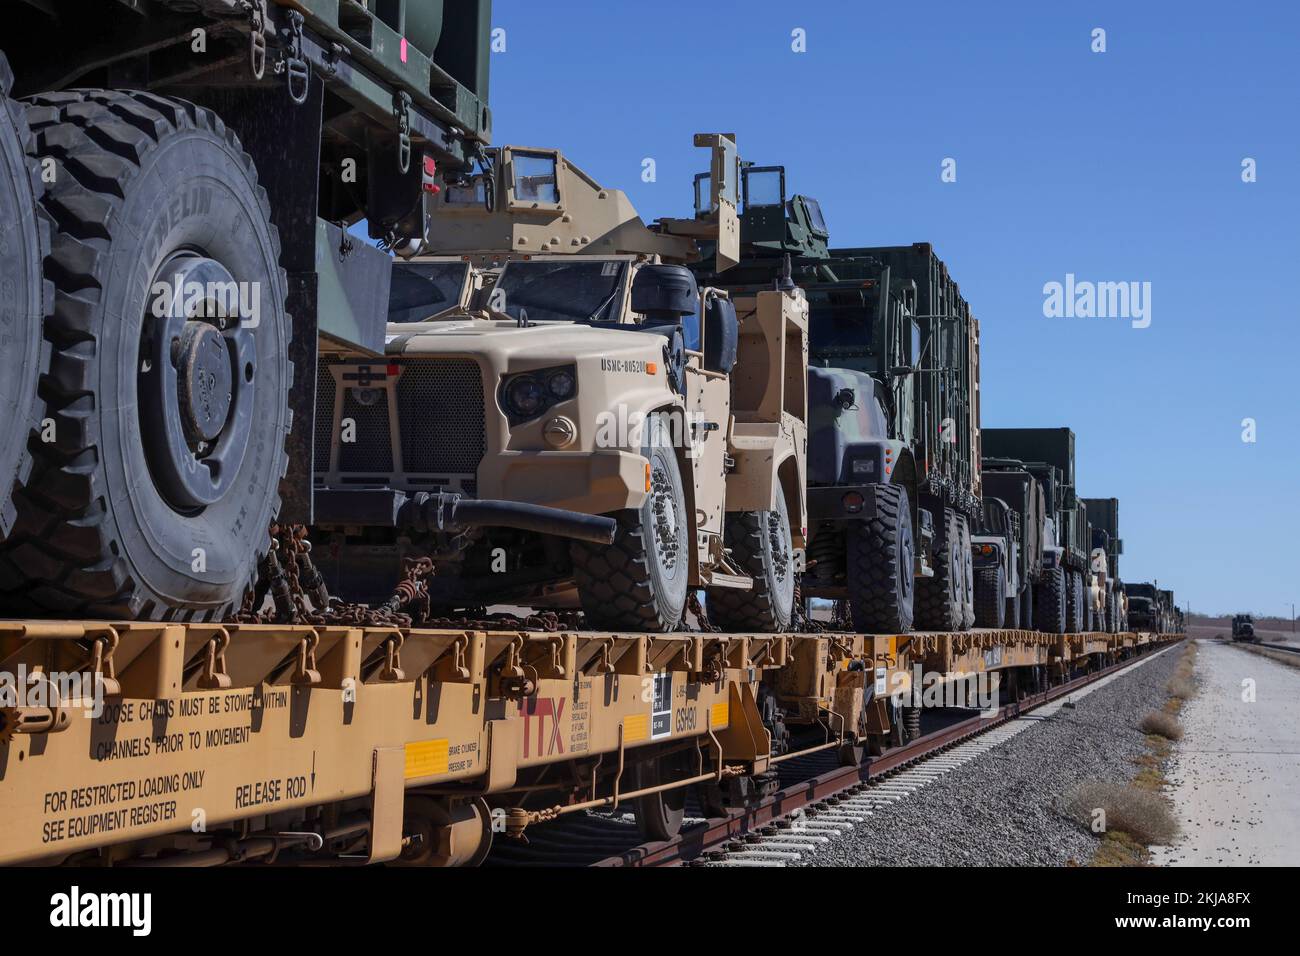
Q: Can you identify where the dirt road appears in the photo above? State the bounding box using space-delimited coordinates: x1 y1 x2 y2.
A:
1154 640 1300 866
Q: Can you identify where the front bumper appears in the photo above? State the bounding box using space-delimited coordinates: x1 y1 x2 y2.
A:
314 489 617 544
478 449 649 516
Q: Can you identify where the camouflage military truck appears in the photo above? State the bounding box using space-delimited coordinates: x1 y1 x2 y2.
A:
980 456 1068 633
982 429 1101 632
1084 497 1126 633
1158 588 1179 634
311 136 810 633
974 462 1050 629
690 167 982 635
0 0 492 620
1231 613 1256 642
969 494 1018 629
1125 582 1163 632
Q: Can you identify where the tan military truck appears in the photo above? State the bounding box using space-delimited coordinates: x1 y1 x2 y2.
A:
312 136 808 633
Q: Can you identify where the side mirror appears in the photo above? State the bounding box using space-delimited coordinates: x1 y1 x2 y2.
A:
704 296 738 374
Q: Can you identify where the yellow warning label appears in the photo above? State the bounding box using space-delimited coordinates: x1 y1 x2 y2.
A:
710 701 729 728
624 714 650 743
404 739 450 779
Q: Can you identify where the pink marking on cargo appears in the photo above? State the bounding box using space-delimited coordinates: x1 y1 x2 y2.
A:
400 37 408 63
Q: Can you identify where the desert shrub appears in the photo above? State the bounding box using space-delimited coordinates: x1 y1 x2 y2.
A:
1140 710 1184 740
1063 780 1178 846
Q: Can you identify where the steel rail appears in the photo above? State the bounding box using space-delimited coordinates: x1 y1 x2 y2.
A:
593 641 1183 867
1258 642 1300 655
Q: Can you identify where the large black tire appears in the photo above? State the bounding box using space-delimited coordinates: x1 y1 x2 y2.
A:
1064 570 1084 633
1006 588 1021 632
1034 566 1067 634
0 91 291 620
708 490 796 633
974 564 1006 629
572 413 688 631
958 515 976 630
0 53 50 538
844 483 914 634
1019 581 1034 629
916 507 965 631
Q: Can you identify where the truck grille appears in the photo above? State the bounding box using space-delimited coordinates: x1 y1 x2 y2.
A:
338 388 394 474
397 361 486 475
314 358 485 485
314 360 337 475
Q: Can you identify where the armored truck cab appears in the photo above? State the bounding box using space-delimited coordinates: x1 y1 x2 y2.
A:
313 137 810 633
1232 614 1257 642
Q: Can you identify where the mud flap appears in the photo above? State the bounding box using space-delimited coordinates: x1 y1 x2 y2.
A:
367 747 406 864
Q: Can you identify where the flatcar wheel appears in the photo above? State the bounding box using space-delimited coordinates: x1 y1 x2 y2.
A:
633 751 687 842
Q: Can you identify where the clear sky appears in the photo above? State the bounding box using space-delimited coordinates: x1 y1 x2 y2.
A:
487 0 1300 617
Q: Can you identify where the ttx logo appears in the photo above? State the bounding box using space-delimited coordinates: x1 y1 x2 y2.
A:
519 697 565 758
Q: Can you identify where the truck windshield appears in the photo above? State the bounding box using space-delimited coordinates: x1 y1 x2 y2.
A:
807 288 878 368
388 261 470 323
492 260 627 323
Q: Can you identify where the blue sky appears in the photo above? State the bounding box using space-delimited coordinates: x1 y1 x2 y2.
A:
487 0 1300 616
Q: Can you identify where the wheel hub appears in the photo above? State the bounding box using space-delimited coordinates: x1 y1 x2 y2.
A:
650 463 680 571
900 529 914 599
139 253 257 511
177 321 233 444
767 510 790 584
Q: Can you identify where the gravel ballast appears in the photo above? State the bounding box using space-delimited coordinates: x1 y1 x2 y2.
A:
799 646 1184 866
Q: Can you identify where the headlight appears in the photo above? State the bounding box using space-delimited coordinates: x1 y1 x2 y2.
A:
500 365 577 422
851 458 875 477
505 377 546 418
547 369 576 400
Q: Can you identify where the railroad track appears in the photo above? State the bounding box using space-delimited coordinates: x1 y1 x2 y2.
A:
1259 642 1300 655
487 641 1181 868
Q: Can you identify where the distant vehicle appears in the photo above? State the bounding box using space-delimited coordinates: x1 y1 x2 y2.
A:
1231 614 1258 643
